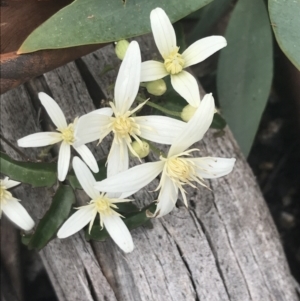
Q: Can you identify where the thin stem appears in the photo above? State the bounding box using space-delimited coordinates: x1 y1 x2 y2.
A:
0 134 29 160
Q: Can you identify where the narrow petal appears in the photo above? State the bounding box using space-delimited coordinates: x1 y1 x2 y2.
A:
18 132 62 147
135 115 185 144
190 157 236 179
114 41 141 114
57 142 70 181
102 214 134 253
168 93 215 157
90 107 113 116
57 205 95 239
74 144 99 173
74 114 111 146
171 71 200 107
94 161 164 194
3 178 20 189
38 92 67 130
2 198 34 231
73 157 100 199
154 175 178 218
150 7 176 58
141 61 168 82
182 36 227 68
107 140 129 178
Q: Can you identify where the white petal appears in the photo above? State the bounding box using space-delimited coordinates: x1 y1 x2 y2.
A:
73 144 99 173
73 157 100 199
94 161 164 194
155 175 178 218
102 214 134 253
140 61 168 82
91 107 113 116
3 178 20 189
107 140 129 178
114 41 141 114
182 36 227 68
168 93 215 157
18 132 62 147
57 205 95 239
74 114 111 146
171 71 200 107
38 92 67 130
135 115 185 144
150 7 176 58
2 198 34 231
191 157 236 179
57 142 70 181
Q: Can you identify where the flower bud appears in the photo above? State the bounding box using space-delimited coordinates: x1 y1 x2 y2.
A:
130 141 150 158
145 79 167 96
115 40 130 60
181 104 197 122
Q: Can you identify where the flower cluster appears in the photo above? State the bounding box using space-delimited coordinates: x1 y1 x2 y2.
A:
4 8 235 253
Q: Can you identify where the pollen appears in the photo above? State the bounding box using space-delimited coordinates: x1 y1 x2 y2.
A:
164 47 185 75
60 123 75 145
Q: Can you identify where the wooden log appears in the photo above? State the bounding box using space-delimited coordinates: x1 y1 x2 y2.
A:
0 36 298 301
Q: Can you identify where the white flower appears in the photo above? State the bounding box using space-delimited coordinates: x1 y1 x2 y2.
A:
17 93 99 181
0 177 35 231
94 94 236 218
75 41 186 177
57 157 134 253
141 7 227 107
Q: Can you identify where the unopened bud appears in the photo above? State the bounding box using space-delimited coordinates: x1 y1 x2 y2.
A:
181 104 197 122
130 141 150 158
115 40 130 60
146 79 167 96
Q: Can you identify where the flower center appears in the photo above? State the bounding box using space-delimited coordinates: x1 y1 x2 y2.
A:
0 184 12 205
165 157 196 183
164 47 185 75
112 116 135 137
91 196 116 216
60 123 75 145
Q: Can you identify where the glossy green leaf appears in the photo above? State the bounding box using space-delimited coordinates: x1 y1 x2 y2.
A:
86 203 156 241
67 158 107 189
18 0 212 53
269 0 300 70
0 152 57 187
27 185 75 250
217 0 273 156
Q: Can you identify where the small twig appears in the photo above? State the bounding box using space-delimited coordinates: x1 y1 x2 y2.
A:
0 134 29 160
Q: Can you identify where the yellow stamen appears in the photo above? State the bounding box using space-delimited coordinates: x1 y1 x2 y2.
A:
164 47 185 75
0 184 12 205
60 123 75 145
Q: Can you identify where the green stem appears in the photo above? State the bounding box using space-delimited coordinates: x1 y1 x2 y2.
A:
136 96 182 118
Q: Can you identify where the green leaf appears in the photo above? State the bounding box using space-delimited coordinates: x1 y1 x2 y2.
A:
67 158 107 189
269 0 300 70
27 185 75 250
18 0 212 53
217 0 273 156
86 203 156 241
0 152 57 187
211 113 226 130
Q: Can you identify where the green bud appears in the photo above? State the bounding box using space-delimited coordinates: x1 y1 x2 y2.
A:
146 79 167 96
130 141 150 158
181 104 197 122
115 40 130 60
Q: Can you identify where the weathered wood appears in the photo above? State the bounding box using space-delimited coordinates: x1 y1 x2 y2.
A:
0 36 298 301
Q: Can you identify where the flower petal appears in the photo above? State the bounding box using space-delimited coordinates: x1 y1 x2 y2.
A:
2 177 20 189
57 141 70 181
182 36 227 68
168 93 215 157
191 157 236 179
170 71 200 107
38 92 67 130
102 214 134 253
74 113 111 146
107 139 129 178
154 175 178 218
57 205 95 239
2 198 35 231
150 7 176 58
17 132 62 147
135 115 185 144
91 107 113 116
73 144 99 173
73 157 100 199
140 61 168 82
114 41 141 114
94 161 164 194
